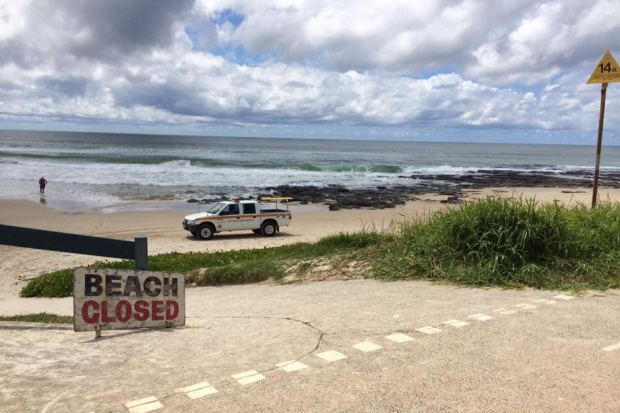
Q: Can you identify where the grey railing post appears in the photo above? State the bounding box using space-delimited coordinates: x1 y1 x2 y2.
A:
134 235 148 271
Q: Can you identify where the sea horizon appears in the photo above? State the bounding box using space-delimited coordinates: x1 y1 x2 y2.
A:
2 127 618 148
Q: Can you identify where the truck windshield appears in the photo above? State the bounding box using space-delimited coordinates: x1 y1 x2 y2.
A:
205 202 225 214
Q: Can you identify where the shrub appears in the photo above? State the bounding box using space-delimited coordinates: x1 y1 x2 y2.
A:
373 198 620 289
20 269 73 297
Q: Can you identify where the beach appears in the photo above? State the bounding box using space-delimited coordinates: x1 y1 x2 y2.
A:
2 130 620 311
2 186 620 311
0 195 443 300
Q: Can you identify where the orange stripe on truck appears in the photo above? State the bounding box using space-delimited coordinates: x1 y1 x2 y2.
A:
195 213 291 223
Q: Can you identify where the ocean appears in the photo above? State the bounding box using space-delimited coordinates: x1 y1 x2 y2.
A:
1 130 619 211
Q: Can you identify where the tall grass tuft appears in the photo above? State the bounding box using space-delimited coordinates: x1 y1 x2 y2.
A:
373 197 620 289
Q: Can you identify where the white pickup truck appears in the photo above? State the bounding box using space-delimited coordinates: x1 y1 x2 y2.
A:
182 198 292 240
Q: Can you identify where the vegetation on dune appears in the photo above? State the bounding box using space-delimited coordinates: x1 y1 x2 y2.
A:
20 198 620 297
20 232 381 297
0 312 72 324
372 198 620 289
20 269 74 298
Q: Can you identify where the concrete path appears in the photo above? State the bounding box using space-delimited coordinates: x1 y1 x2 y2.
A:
1 280 619 412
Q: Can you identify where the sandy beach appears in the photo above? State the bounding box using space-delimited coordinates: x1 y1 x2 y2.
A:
1 186 619 306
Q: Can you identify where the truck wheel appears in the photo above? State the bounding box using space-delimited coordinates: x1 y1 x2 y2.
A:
197 223 215 240
261 221 277 237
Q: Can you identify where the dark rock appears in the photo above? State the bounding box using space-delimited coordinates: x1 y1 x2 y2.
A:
441 195 463 204
260 167 619 212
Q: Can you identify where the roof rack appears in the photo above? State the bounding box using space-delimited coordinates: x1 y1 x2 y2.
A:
257 196 294 202
257 196 293 211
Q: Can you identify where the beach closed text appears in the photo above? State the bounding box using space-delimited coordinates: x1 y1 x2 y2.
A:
73 268 185 332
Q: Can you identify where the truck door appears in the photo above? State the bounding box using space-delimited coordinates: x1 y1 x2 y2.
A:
217 203 242 231
241 202 261 230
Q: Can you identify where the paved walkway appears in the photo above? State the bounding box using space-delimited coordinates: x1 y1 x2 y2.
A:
1 280 619 412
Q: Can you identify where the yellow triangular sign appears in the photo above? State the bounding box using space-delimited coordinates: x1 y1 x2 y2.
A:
587 49 620 84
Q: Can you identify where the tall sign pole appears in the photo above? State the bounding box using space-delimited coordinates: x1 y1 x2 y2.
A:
591 82 607 208
587 50 620 207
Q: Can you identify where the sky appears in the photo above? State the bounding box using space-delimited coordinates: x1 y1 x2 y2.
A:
0 0 619 144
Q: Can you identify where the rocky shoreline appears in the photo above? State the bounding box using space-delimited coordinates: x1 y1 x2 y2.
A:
187 168 620 211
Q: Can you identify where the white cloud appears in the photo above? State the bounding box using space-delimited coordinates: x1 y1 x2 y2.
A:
193 0 620 84
467 1 620 84
0 0 618 138
1 48 613 131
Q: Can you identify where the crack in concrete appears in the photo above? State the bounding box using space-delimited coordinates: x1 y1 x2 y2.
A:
211 314 326 368
157 314 326 405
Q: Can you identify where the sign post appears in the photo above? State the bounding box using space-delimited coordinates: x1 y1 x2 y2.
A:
587 49 620 207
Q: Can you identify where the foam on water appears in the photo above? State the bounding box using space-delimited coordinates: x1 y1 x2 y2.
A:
2 130 620 210
0 157 411 186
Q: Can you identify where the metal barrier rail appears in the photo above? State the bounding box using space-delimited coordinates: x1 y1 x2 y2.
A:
0 224 147 270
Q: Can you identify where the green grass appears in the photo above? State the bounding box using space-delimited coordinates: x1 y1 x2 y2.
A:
20 198 620 297
372 197 620 290
20 269 74 298
20 231 382 297
187 260 285 286
0 312 72 324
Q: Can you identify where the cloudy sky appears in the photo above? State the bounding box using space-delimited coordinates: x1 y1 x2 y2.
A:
0 0 619 144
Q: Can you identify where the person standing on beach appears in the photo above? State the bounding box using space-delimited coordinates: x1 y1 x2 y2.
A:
39 176 47 194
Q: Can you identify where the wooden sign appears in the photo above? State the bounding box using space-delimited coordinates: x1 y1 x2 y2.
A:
73 268 185 332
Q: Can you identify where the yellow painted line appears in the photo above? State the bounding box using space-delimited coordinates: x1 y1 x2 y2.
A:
124 396 163 413
187 386 218 399
468 313 493 321
232 370 265 385
175 382 218 399
443 319 469 328
126 396 158 408
316 350 347 362
415 326 442 335
603 342 620 352
232 370 259 379
352 341 382 352
176 382 210 393
238 375 265 385
277 360 308 372
498 310 518 315
385 333 414 343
